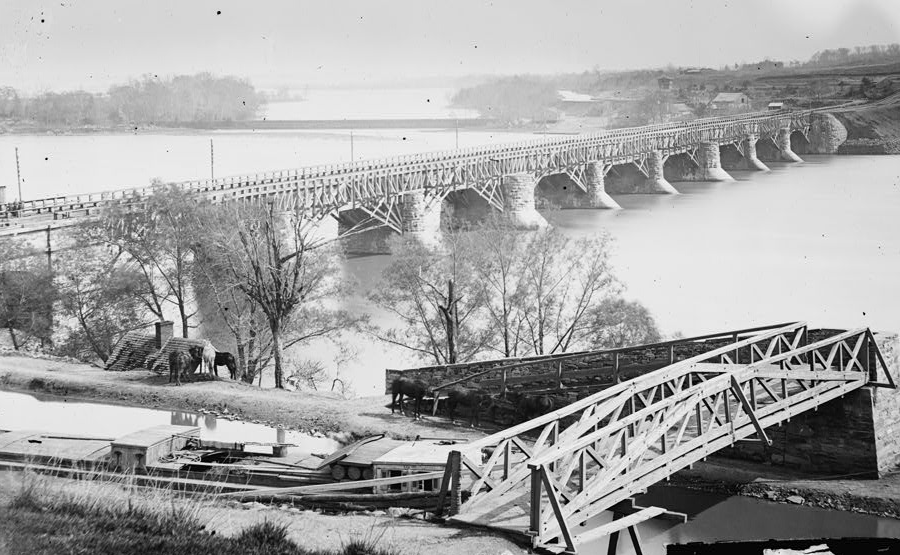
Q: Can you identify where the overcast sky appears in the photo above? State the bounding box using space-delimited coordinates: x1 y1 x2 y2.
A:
2 0 900 92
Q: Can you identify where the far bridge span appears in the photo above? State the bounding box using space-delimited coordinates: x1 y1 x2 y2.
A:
0 108 848 251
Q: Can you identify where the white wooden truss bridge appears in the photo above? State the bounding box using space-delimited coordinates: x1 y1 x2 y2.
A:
443 322 895 554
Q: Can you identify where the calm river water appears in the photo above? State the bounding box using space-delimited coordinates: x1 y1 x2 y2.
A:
1 97 898 395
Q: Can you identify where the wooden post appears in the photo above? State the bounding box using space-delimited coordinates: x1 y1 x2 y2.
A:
668 345 675 365
210 139 214 180
500 368 508 397
15 147 22 203
503 440 511 480
529 465 543 538
607 512 622 555
45 225 52 269
449 450 462 516
556 361 563 389
614 353 620 384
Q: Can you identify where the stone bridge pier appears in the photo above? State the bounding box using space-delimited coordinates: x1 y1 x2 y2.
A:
605 150 679 195
757 127 804 163
720 135 771 172
665 142 735 182
400 190 442 246
503 173 547 228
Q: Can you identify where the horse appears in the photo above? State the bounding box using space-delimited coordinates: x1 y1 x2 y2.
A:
444 387 487 427
187 345 204 373
390 377 427 419
507 391 555 422
168 350 194 386
201 341 216 375
214 351 238 380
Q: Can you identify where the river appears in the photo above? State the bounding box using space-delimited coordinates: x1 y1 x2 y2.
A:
1 94 899 397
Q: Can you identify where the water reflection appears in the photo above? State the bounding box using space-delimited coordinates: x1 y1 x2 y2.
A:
0 390 338 455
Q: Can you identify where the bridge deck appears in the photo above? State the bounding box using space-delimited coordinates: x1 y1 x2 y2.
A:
445 324 894 553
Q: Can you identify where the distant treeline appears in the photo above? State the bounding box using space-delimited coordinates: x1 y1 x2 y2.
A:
806 43 900 68
450 76 560 124
0 73 265 127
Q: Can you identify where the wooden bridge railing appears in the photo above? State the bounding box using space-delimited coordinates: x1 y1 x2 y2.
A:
1 109 812 224
427 321 801 409
451 324 895 552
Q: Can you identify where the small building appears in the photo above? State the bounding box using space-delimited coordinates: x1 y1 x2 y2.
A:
767 101 785 111
657 76 673 91
708 92 752 113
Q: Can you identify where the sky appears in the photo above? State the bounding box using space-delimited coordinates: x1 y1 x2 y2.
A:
2 0 900 93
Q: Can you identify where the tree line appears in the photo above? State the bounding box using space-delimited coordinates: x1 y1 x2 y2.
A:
0 188 660 391
0 73 265 127
806 43 900 68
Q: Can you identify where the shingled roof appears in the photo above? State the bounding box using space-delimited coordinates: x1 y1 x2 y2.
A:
105 331 158 372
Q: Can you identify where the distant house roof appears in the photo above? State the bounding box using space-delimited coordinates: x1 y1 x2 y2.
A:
767 101 784 109
105 330 158 372
712 92 750 103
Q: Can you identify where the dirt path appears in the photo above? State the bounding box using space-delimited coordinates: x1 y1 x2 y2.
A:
0 353 490 443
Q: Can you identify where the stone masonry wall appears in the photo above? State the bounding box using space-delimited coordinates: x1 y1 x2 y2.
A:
720 332 900 478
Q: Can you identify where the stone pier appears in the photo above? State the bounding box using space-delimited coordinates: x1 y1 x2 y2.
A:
720 135 770 172
582 162 621 209
807 113 848 154
502 173 547 228
777 127 804 162
667 142 734 182
644 150 679 194
400 190 442 246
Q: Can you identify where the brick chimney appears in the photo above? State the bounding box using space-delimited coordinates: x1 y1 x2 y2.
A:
155 321 174 350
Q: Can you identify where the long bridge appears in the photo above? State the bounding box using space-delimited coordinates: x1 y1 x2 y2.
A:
408 322 896 554
0 107 847 248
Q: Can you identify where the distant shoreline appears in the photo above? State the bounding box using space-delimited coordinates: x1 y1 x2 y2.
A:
0 117 497 136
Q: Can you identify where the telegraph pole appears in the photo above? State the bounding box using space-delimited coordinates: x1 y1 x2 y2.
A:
350 130 355 162
455 119 459 149
210 139 215 180
15 147 22 203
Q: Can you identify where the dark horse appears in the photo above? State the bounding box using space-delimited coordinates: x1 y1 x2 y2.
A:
214 352 238 380
168 350 195 386
445 387 487 427
507 391 555 422
391 377 428 418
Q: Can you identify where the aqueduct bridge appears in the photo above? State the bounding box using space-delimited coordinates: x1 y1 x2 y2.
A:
0 108 847 249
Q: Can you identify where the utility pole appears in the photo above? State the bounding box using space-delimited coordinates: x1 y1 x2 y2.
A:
15 147 22 203
455 119 459 149
210 139 215 180
350 130 355 162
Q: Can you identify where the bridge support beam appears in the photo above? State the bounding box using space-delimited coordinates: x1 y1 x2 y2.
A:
400 190 442 247
644 151 679 194
582 162 620 209
502 173 547 229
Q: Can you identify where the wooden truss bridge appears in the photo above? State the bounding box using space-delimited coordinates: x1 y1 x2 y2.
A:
0 108 813 238
439 322 894 554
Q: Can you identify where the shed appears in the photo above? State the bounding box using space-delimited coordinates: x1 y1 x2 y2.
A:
767 101 784 111
371 440 480 494
110 424 200 470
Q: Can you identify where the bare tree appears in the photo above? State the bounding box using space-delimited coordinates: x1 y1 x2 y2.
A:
368 231 491 365
204 202 359 389
0 239 55 350
95 185 200 337
587 297 662 349
54 243 148 362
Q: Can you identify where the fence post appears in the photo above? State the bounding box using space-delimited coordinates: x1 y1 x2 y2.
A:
528 464 543 540
449 450 462 516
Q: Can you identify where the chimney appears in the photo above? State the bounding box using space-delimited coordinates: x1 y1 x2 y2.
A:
0 186 6 205
155 321 174 350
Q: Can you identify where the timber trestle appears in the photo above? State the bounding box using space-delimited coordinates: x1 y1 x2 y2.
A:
442 322 895 554
0 108 816 238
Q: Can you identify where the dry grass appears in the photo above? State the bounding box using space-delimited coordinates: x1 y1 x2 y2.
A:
1 468 400 555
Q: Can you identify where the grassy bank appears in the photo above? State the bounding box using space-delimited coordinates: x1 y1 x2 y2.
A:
0 471 522 555
834 93 900 153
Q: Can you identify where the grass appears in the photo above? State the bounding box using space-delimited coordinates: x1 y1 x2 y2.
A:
1 469 401 555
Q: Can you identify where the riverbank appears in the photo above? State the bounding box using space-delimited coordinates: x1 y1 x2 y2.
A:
833 92 900 153
0 352 487 444
3 352 900 522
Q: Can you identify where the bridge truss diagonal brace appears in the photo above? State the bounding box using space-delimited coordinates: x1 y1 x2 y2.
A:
865 330 897 388
730 374 772 446
632 156 650 178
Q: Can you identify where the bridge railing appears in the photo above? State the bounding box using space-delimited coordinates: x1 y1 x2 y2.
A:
0 109 812 219
424 321 802 404
452 324 894 552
